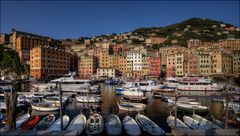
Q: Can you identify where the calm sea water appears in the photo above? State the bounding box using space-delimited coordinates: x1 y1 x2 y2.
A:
25 83 224 135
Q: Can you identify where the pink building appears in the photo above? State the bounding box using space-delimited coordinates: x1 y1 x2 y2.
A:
149 57 161 76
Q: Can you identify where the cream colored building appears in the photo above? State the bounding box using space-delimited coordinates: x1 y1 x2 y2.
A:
211 51 232 75
195 50 212 76
97 68 118 78
232 52 240 76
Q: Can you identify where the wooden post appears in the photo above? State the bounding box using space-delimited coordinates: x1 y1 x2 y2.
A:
5 85 17 130
59 82 63 131
224 87 229 129
174 88 177 128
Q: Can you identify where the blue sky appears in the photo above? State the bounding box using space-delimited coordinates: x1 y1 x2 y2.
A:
1 1 239 39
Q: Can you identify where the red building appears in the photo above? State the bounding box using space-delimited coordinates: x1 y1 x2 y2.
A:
149 57 161 76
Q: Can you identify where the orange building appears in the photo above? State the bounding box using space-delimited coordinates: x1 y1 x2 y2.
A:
30 46 71 80
78 55 97 79
13 30 49 64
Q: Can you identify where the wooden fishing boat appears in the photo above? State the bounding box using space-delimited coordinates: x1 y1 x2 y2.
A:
135 114 165 135
117 101 146 112
86 113 104 135
33 114 55 130
16 113 31 129
123 115 141 136
192 114 221 129
66 113 86 135
31 102 60 112
177 101 209 113
48 115 70 131
167 115 189 128
20 115 40 130
105 114 122 136
122 88 144 100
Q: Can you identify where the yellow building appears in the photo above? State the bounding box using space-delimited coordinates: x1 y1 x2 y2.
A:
108 55 119 68
211 51 232 75
141 56 149 77
78 55 97 78
175 52 185 76
232 52 240 77
195 50 212 76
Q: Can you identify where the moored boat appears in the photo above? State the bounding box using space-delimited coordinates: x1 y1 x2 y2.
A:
66 113 86 135
75 95 102 103
20 115 40 130
86 113 104 135
105 114 122 136
48 115 70 131
135 114 165 135
117 101 146 112
33 114 55 130
192 114 221 129
177 101 209 113
122 88 144 100
183 115 204 129
123 115 141 136
167 115 189 128
31 102 60 112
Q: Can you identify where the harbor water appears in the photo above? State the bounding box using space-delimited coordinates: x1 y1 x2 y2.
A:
4 83 226 135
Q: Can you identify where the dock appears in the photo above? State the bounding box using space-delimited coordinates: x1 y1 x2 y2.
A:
0 129 78 136
171 128 239 136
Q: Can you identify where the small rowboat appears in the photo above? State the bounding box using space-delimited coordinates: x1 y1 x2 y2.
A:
192 114 221 129
16 113 31 128
20 115 40 130
75 95 102 103
183 116 202 129
66 113 86 135
86 113 104 135
31 102 60 112
123 115 141 136
167 115 189 128
135 114 165 135
33 114 56 130
117 101 146 112
48 115 70 131
105 114 122 136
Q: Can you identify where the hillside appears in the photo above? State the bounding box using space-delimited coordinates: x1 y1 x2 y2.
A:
92 18 240 48
133 18 240 47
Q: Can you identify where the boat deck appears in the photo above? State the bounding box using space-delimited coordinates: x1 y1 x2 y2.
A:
171 128 239 136
0 129 78 136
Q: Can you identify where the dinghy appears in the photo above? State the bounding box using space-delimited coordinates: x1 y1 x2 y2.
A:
123 115 141 136
177 101 209 113
192 114 221 129
20 115 40 130
122 88 144 100
183 116 202 129
86 113 104 135
117 101 146 111
48 115 70 131
105 114 122 136
66 113 86 135
135 114 165 135
31 102 59 112
33 114 55 130
16 113 31 128
75 95 102 103
167 115 188 128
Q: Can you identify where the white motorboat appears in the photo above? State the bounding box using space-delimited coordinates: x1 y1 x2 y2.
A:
177 76 223 96
135 114 165 135
49 75 91 92
167 115 189 128
124 81 164 92
117 101 146 112
75 95 102 103
48 115 70 131
122 88 144 100
123 115 141 136
86 113 104 135
31 102 60 112
192 114 221 129
163 77 179 88
105 114 122 136
42 95 68 104
177 101 209 113
66 113 86 135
